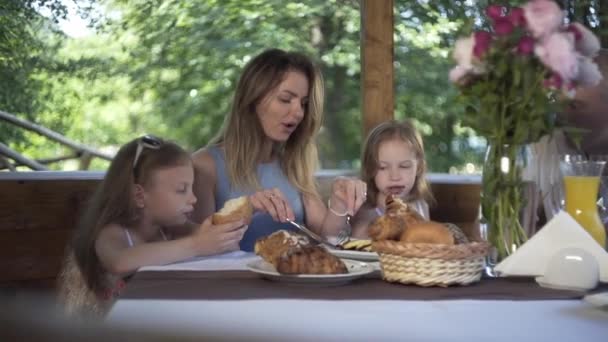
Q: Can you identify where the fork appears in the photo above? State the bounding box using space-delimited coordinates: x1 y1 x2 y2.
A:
335 214 352 246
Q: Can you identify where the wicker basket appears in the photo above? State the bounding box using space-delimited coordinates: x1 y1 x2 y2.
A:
372 240 490 287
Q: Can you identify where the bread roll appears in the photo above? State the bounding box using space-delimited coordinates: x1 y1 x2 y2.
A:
399 221 455 245
212 196 253 224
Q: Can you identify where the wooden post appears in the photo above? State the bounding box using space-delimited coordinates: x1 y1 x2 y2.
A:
361 0 394 136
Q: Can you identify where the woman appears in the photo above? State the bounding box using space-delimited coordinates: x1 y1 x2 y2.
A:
192 48 366 251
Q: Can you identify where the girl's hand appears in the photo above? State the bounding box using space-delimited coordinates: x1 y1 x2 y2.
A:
329 177 367 216
192 217 247 254
249 188 295 222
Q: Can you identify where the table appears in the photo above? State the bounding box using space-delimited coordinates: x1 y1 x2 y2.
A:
106 252 608 341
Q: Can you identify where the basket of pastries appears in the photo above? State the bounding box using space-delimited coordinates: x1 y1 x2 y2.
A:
370 195 490 287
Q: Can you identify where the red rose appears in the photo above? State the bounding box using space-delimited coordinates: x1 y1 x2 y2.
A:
494 18 514 36
517 36 535 55
486 4 505 21
508 7 526 27
473 31 492 58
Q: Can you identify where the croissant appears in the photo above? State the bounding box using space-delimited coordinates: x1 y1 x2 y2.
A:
254 230 347 274
369 214 405 241
386 195 425 227
276 245 348 274
254 230 310 268
369 195 425 241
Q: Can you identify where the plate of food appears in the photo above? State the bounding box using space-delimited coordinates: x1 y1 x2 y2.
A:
247 258 373 286
327 239 379 262
251 230 374 285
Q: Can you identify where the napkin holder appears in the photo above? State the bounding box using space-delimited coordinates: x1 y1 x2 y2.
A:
494 211 608 282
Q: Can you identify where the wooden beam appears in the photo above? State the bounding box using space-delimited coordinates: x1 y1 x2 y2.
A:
0 142 48 170
361 0 394 136
0 110 113 161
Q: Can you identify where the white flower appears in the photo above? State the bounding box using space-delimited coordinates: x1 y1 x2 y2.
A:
449 65 470 84
576 56 603 87
522 0 564 38
534 32 579 82
568 23 601 58
453 36 474 67
449 35 487 84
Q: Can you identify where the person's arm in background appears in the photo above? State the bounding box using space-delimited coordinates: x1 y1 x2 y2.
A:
304 176 367 237
563 49 608 156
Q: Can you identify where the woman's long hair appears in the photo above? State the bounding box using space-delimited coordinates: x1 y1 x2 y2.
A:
71 137 191 292
210 48 324 197
360 120 435 206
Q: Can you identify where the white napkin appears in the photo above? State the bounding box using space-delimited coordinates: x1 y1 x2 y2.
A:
495 211 608 282
139 251 259 272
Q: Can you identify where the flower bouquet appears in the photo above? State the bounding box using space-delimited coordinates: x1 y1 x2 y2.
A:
449 0 602 261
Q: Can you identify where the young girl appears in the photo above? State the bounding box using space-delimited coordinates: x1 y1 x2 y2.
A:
59 135 246 317
350 120 434 238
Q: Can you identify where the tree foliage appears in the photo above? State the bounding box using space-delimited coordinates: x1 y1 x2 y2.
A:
0 0 605 172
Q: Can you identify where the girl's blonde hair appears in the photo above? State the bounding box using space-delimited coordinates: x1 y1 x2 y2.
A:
210 48 324 197
71 136 191 292
360 120 434 206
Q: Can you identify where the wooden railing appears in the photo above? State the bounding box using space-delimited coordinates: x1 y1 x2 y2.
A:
0 110 112 171
0 171 480 291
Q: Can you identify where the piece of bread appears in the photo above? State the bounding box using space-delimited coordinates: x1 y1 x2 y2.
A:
254 230 310 267
212 196 253 224
275 245 348 275
399 221 455 245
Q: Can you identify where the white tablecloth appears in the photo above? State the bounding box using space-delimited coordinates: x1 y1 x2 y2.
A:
107 253 608 341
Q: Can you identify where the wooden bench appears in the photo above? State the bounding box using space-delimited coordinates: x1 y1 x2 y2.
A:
0 171 480 291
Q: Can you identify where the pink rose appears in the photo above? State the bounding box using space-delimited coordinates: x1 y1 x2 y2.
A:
576 56 603 87
543 73 563 89
486 4 506 21
517 36 535 55
567 23 601 57
473 31 492 58
534 32 579 82
522 0 564 38
494 18 514 36
449 65 470 84
451 34 490 84
508 7 526 27
453 36 474 67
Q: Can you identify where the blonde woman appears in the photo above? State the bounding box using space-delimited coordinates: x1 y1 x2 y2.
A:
192 48 365 251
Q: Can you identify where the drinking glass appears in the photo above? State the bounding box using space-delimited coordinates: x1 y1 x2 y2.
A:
559 155 606 249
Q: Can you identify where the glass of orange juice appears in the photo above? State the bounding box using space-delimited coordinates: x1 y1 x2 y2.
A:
560 155 606 249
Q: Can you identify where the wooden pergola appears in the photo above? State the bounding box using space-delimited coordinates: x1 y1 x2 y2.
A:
0 0 482 290
361 0 394 136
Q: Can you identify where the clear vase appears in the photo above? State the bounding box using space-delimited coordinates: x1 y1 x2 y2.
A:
480 143 538 276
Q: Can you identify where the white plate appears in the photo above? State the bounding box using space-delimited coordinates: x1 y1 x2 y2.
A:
326 248 379 262
247 258 374 286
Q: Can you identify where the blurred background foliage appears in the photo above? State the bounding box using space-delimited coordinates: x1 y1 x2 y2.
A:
0 0 606 171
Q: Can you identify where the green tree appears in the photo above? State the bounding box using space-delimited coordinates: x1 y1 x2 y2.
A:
3 0 604 172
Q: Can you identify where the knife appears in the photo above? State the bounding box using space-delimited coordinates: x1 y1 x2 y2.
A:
285 219 337 249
